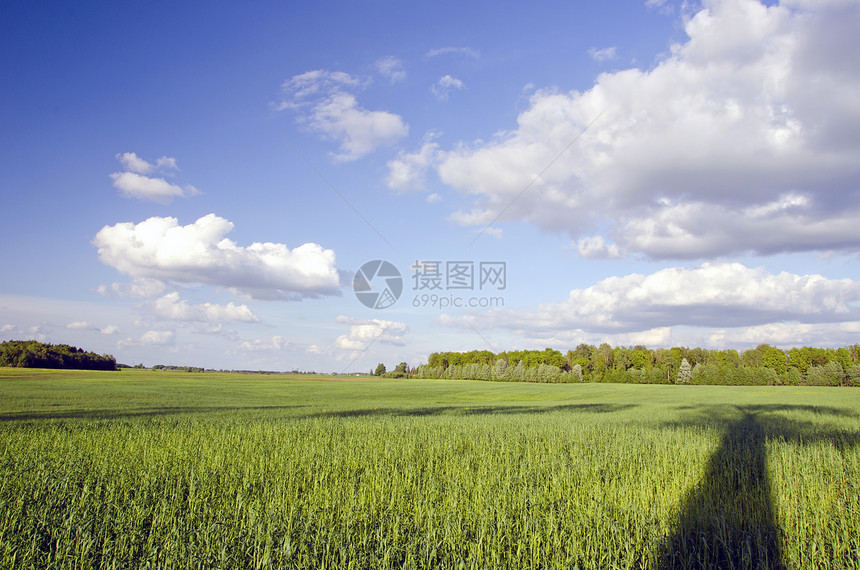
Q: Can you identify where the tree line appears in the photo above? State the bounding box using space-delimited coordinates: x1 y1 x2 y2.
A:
0 340 117 371
415 344 860 387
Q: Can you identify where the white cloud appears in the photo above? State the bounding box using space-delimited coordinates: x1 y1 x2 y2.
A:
110 172 189 204
110 153 197 204
702 321 860 349
432 75 466 101
155 156 178 170
117 152 154 174
447 263 860 346
194 323 238 341
588 46 618 62
152 292 260 323
239 335 289 352
278 70 361 107
645 0 673 14
479 226 503 239
96 278 168 299
279 70 408 161
376 56 406 83
93 214 341 300
308 92 409 162
65 320 94 330
116 152 179 175
100 325 120 335
386 141 439 192
425 47 480 59
575 235 624 259
417 0 860 258
335 316 407 351
118 330 175 348
141 330 174 345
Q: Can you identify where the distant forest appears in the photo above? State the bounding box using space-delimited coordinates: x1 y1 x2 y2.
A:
417 344 860 387
0 340 117 371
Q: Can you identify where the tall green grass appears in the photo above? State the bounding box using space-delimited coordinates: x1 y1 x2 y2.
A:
1 369 858 568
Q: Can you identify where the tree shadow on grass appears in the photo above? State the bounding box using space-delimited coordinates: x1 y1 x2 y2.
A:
0 402 638 423
304 402 637 419
0 405 306 423
658 404 859 569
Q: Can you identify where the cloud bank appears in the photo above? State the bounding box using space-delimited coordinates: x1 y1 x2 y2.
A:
443 262 860 347
394 0 860 259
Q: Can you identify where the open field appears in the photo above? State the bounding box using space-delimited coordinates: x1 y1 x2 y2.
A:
1 368 859 568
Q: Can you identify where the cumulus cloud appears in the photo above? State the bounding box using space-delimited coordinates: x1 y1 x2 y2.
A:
110 153 198 204
432 75 466 101
93 214 341 300
410 0 860 258
100 325 120 335
65 320 94 330
151 292 260 323
445 262 860 337
335 316 407 351
376 56 406 83
278 69 408 161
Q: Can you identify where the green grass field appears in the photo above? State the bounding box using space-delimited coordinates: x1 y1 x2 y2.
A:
1 368 858 569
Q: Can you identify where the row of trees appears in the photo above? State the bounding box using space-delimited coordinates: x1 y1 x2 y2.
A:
0 340 117 371
416 344 860 386
373 362 409 378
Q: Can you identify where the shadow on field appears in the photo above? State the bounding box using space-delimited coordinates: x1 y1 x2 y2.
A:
0 405 306 422
658 404 859 569
304 402 637 419
1 402 637 423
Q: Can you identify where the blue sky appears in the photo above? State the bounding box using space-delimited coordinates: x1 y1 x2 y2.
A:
2 0 860 371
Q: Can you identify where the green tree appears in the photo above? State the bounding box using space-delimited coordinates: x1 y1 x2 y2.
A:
847 365 860 387
374 363 386 376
